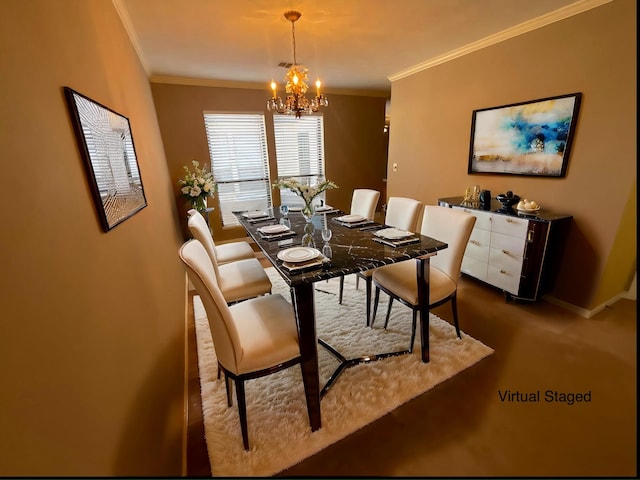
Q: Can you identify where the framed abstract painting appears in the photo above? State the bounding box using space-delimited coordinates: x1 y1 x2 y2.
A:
468 93 582 177
64 87 147 231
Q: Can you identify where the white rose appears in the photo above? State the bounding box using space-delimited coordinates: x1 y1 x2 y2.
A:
190 186 202 197
181 186 190 195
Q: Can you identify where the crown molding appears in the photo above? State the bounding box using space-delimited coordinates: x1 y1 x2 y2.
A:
149 75 389 98
388 0 613 83
112 0 150 75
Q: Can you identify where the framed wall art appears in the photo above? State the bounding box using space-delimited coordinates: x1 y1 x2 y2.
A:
64 87 147 231
468 92 582 177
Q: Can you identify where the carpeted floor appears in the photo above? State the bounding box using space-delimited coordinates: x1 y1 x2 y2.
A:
193 268 494 477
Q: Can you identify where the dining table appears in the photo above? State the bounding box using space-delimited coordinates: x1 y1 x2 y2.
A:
234 206 448 433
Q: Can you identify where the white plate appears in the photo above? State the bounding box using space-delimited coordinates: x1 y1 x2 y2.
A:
258 224 290 234
277 247 320 263
314 205 333 212
243 211 269 219
517 206 541 213
336 214 366 223
374 227 414 240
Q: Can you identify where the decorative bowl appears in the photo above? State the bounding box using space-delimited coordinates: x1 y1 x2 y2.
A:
496 193 521 208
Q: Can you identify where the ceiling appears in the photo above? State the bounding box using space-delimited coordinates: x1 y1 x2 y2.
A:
117 0 596 95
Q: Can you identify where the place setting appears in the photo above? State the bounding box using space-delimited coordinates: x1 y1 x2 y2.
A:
277 246 328 273
371 227 421 247
256 223 296 241
242 210 275 223
332 214 374 228
314 203 340 214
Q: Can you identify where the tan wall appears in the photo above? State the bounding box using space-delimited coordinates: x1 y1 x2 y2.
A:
0 0 185 475
150 82 388 241
387 0 636 311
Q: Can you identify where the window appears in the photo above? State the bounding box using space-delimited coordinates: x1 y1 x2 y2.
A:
204 113 271 226
273 115 326 208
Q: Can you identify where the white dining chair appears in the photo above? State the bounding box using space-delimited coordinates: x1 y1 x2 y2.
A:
188 210 271 303
349 189 380 221
371 205 476 350
179 239 309 450
187 209 256 264
338 189 381 305
340 196 423 326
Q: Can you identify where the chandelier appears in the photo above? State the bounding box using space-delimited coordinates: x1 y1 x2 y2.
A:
266 10 328 118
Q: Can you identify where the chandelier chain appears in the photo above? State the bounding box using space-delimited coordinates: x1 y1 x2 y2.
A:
291 20 297 66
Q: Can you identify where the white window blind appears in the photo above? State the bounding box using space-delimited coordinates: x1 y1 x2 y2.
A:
273 115 326 208
204 113 272 226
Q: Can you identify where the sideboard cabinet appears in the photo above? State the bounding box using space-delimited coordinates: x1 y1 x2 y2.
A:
438 197 572 301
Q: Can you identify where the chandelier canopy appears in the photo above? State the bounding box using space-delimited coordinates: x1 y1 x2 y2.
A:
267 10 328 118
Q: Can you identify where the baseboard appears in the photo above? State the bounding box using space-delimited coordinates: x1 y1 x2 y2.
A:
543 291 633 319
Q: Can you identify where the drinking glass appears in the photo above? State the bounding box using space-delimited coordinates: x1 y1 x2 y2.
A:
279 205 289 217
321 228 333 243
279 217 291 229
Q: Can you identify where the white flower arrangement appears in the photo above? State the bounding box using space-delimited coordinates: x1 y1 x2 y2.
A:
272 177 338 206
178 160 217 211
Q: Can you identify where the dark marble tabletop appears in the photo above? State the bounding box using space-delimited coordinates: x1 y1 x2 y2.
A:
235 209 448 287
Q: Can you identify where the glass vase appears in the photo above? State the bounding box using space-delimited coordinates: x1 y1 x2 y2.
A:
192 196 207 214
301 202 314 223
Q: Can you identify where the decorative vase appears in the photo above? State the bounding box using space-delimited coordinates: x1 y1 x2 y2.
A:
192 196 208 214
301 201 314 223
301 233 315 248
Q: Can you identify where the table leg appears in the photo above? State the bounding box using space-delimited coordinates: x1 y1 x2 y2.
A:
416 256 431 363
291 283 322 431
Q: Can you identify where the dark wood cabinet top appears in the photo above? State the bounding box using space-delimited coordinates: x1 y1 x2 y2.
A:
438 196 572 223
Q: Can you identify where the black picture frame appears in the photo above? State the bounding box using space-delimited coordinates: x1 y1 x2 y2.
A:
64 87 147 231
468 92 582 177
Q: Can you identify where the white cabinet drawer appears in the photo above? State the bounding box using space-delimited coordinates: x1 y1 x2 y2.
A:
492 215 528 238
454 206 492 230
489 246 524 274
487 264 522 295
465 229 490 262
490 231 526 257
461 256 488 281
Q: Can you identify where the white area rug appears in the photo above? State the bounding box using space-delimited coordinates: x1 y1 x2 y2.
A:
194 268 493 477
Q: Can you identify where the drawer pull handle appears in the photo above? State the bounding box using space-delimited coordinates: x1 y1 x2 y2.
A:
527 230 535 242
506 218 514 223
500 269 507 275
470 240 480 246
502 249 510 255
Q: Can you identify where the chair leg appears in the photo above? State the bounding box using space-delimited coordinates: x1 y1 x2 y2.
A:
225 373 233 407
451 295 462 338
371 287 380 327
383 297 394 329
409 309 418 352
365 276 372 327
235 378 250 451
339 276 344 304
355 274 360 290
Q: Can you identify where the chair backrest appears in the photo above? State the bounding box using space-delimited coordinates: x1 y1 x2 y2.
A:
179 239 241 373
187 209 221 278
420 206 476 283
385 197 423 232
350 189 380 220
